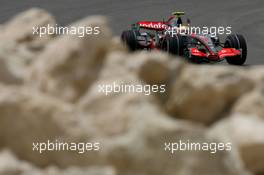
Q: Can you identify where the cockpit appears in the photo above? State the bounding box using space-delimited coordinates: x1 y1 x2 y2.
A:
189 34 217 54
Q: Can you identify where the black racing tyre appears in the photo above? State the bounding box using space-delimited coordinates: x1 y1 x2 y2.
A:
224 34 247 65
162 34 184 56
121 30 139 51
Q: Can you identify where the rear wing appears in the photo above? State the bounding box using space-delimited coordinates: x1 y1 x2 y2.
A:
133 21 167 31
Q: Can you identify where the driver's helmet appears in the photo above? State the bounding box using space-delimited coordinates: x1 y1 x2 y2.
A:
169 17 182 27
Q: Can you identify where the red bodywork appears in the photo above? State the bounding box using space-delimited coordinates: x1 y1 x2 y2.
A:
190 48 241 61
189 34 241 62
217 48 241 58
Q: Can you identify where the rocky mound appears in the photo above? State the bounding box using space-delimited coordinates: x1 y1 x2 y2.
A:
0 8 263 175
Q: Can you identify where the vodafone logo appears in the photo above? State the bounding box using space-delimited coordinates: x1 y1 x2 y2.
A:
138 22 167 29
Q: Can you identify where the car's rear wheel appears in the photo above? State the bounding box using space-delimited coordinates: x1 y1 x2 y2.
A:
224 34 247 65
121 30 139 51
162 34 184 56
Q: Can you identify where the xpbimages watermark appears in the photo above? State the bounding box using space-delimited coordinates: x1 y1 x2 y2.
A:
32 140 100 154
164 140 232 154
165 24 232 37
32 24 101 37
98 81 166 96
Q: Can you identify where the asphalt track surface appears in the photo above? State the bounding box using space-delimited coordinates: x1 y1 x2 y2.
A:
0 0 264 65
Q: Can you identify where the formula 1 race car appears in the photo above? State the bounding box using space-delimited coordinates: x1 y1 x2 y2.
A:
121 12 247 65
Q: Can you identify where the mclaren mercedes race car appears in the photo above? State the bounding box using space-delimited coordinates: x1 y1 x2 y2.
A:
121 12 247 65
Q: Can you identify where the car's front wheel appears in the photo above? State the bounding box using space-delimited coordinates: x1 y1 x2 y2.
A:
224 34 247 65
